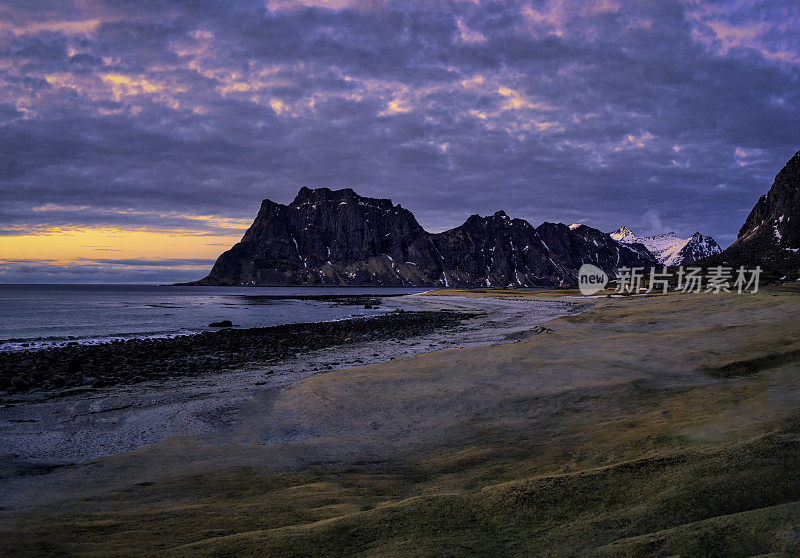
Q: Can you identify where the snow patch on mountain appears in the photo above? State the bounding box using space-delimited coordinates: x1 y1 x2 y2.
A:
609 227 721 265
610 225 637 243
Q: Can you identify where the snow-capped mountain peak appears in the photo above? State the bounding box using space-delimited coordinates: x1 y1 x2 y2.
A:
609 227 721 265
609 226 637 243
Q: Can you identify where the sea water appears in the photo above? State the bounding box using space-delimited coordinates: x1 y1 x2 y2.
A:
0 284 425 350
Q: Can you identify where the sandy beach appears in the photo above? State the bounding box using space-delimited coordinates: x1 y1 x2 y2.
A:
0 294 579 467
1 289 799 556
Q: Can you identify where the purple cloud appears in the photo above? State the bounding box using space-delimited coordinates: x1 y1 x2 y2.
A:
0 0 798 277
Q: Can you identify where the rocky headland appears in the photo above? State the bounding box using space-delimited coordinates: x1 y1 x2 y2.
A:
185 187 656 287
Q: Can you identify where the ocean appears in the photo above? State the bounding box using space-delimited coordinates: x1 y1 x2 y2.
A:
0 284 426 350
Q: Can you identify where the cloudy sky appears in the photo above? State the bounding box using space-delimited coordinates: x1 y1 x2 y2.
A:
1 0 799 282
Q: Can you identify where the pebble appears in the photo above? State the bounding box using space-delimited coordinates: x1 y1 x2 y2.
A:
1 310 472 395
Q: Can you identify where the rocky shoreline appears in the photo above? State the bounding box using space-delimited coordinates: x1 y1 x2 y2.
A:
0 309 473 398
0 295 579 464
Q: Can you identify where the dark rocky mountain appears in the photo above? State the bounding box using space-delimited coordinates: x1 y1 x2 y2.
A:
700 150 800 281
737 150 800 247
675 233 723 264
187 187 656 287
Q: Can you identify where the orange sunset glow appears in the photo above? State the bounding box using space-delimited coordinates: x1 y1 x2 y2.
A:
0 225 247 262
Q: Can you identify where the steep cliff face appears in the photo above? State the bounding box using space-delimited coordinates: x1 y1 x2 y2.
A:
431 211 549 287
737 150 800 248
701 150 800 281
192 187 656 287
202 187 433 286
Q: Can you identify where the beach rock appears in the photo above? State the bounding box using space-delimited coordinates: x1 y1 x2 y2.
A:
11 376 29 391
209 320 233 328
0 311 471 396
66 358 82 374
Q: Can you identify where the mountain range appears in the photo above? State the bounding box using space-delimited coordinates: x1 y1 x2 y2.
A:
187 187 656 287
188 149 800 287
609 226 721 266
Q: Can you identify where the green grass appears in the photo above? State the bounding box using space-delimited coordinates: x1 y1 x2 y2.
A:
703 347 800 378
3 413 799 557
598 501 800 557
172 426 799 557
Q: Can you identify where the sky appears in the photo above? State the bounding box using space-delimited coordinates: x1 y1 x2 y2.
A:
1 0 799 283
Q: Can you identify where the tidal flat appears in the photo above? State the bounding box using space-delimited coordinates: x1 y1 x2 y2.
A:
1 289 799 556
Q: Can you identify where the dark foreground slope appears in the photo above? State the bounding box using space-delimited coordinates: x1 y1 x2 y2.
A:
701 150 800 281
188 187 655 287
2 291 799 556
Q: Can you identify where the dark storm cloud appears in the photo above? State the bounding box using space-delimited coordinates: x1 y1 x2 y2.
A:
1 0 799 258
